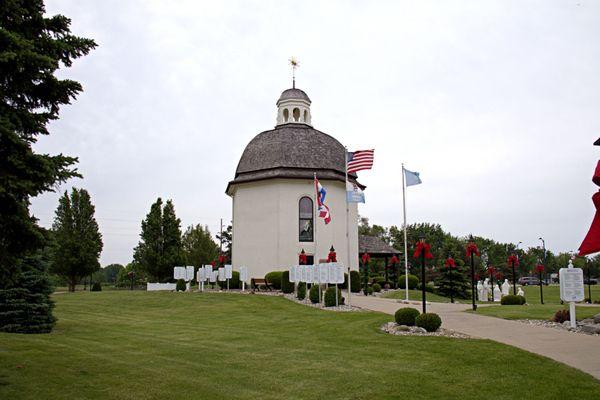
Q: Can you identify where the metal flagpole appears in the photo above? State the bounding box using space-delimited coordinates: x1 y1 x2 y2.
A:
402 164 409 301
313 172 318 301
345 146 352 307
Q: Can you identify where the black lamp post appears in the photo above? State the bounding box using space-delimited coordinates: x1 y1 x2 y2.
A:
539 238 546 304
420 237 426 313
128 271 134 291
586 258 593 303
466 236 479 311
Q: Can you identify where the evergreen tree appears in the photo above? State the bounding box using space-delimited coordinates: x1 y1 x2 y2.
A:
133 198 183 281
436 259 470 300
0 1 95 332
216 224 232 259
50 188 103 292
182 225 219 267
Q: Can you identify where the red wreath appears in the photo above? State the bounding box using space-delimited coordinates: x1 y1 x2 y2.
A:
444 257 456 269
413 241 433 259
389 255 400 266
327 251 337 263
361 252 371 265
494 272 504 281
487 266 496 276
507 254 520 266
466 242 480 257
218 254 227 265
299 251 307 265
535 264 545 273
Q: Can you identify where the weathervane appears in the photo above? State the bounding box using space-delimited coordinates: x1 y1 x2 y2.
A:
289 57 299 88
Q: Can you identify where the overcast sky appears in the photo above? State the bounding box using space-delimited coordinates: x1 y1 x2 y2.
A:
32 0 600 266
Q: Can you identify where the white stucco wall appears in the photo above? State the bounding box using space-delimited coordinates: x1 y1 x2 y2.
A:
230 178 358 280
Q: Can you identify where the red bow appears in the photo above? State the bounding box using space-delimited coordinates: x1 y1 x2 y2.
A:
210 261 216 268
327 251 337 263
361 253 371 265
474 273 481 281
413 242 433 259
389 255 399 265
507 254 519 266
494 272 504 281
535 264 545 273
299 253 307 265
466 242 480 257
218 255 227 265
444 257 456 268
487 266 496 276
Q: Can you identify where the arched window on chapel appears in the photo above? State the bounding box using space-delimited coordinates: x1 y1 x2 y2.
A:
299 196 313 242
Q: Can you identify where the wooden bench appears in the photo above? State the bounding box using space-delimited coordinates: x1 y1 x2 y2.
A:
251 278 273 291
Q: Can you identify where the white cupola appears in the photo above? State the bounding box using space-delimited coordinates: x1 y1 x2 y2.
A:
276 86 312 126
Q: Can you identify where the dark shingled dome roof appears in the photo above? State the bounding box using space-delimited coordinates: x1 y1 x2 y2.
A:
359 235 400 256
277 88 311 104
227 123 363 193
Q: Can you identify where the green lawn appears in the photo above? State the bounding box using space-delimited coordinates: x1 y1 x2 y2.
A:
381 289 454 303
1 292 599 399
472 304 600 321
521 284 600 304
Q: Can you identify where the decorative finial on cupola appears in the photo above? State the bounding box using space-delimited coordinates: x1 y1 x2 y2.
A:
289 56 299 89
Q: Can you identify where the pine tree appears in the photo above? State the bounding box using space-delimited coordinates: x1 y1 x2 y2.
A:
134 198 183 281
51 189 103 292
0 1 95 333
182 225 219 267
435 260 470 300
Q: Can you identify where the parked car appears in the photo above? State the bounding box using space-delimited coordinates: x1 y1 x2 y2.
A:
518 277 548 286
584 277 598 285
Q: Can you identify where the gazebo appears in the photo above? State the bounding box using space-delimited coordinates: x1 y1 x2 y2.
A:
359 235 401 284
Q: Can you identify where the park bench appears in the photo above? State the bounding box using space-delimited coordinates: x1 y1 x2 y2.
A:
251 278 273 291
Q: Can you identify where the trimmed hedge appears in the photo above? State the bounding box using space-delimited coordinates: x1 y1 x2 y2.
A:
217 271 241 289
309 285 320 304
176 279 186 292
372 283 381 292
399 274 419 290
415 313 442 332
372 276 386 287
501 294 526 305
281 271 294 293
297 282 306 300
394 307 420 326
91 282 102 292
265 271 283 290
350 271 361 293
324 287 344 307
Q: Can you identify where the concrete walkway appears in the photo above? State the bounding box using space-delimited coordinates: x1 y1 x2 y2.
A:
351 295 600 380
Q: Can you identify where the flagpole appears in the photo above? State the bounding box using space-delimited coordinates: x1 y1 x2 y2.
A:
313 172 318 268
402 164 409 302
344 146 351 307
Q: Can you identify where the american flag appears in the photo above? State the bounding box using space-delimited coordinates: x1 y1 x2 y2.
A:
347 149 374 173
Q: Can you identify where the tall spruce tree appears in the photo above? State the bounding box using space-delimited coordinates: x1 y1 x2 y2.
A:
134 198 183 281
182 224 219 267
0 1 96 332
435 259 470 300
51 188 103 292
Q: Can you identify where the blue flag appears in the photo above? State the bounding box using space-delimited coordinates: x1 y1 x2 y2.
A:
346 181 365 203
404 169 422 186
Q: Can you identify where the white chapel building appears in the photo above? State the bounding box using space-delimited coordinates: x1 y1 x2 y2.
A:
226 86 363 280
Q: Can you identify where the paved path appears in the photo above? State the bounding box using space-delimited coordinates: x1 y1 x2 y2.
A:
351 296 600 380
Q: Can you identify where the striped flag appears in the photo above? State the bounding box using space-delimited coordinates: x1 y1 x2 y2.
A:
347 149 374 173
314 176 331 224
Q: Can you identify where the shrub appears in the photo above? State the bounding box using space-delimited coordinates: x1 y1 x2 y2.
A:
399 274 419 290
394 308 420 326
372 283 381 292
366 286 374 295
281 271 294 293
218 271 241 289
309 285 320 304
419 283 435 293
372 276 386 287
297 282 306 300
339 273 349 289
553 309 570 323
350 271 361 293
324 287 344 307
91 282 102 292
416 313 442 332
176 279 186 292
265 271 283 290
501 294 526 305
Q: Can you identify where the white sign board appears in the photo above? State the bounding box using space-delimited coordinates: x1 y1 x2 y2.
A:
185 266 195 281
204 265 212 278
173 266 186 280
301 266 308 283
239 266 248 281
218 267 226 281
147 283 177 291
197 268 206 282
225 264 233 279
210 270 217 283
559 267 585 302
319 264 329 284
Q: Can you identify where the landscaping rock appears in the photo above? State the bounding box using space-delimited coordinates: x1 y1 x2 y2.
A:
412 327 427 334
380 322 469 339
580 324 600 335
593 313 600 324
397 325 410 331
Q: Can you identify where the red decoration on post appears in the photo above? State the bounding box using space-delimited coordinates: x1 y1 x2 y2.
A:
535 264 545 273
361 252 371 265
507 254 520 266
218 255 227 266
494 272 504 281
413 241 433 259
299 249 307 265
389 255 399 266
466 242 480 257
327 248 337 263
474 273 480 281
487 266 496 276
444 257 456 269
